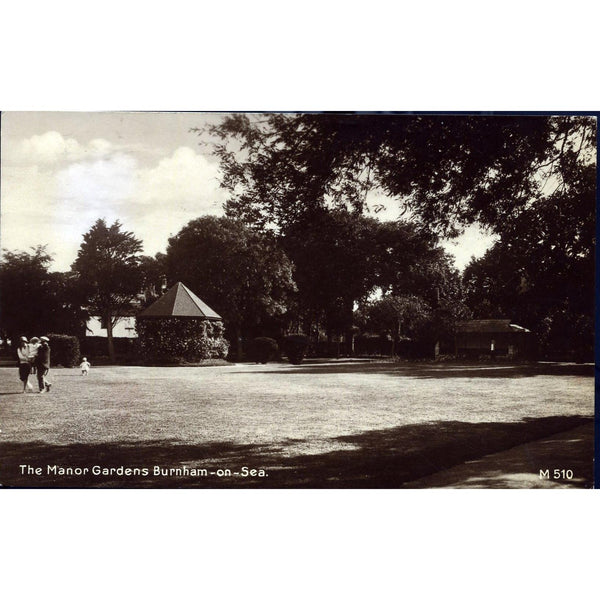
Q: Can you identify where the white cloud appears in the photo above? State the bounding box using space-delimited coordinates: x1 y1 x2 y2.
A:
135 146 225 210
4 131 114 165
442 224 497 270
127 146 227 256
56 153 138 205
4 130 495 273
1 142 228 269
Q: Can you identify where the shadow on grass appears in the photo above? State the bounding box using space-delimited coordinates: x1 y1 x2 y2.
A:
405 426 594 489
232 362 594 379
0 415 593 489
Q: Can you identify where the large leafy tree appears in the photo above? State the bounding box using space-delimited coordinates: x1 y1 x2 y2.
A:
0 246 55 343
206 113 596 237
282 209 379 345
464 140 595 359
206 113 595 356
358 248 470 355
0 246 52 341
282 209 461 351
71 219 144 361
0 246 87 345
165 216 296 359
44 271 90 338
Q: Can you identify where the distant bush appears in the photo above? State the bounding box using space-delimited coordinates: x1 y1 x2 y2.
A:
47 333 80 367
250 337 279 364
136 318 229 361
283 334 309 365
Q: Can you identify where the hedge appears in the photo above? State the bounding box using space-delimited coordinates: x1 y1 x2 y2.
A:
47 333 80 367
249 337 279 364
283 334 309 365
136 318 229 361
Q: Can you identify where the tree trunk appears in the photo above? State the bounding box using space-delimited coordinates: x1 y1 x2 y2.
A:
326 331 333 357
106 315 116 363
343 300 355 356
235 325 243 362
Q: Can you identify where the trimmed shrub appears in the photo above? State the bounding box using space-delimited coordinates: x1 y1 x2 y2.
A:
250 337 279 364
283 334 309 365
47 333 80 367
136 317 229 361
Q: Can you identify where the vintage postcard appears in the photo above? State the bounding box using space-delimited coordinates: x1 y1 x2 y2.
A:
0 111 596 488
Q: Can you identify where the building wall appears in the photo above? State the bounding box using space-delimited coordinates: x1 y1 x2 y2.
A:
455 331 530 357
86 316 138 338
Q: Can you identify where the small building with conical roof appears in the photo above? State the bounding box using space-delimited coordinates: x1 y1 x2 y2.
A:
137 281 222 320
136 282 228 362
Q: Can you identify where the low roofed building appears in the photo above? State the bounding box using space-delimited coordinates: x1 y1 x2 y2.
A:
455 319 533 359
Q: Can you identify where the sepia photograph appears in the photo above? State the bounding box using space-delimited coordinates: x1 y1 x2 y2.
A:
0 111 596 489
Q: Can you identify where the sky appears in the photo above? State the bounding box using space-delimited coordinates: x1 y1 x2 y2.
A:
1 112 496 272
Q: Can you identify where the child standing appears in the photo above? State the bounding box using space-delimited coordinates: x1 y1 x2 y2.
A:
80 357 91 375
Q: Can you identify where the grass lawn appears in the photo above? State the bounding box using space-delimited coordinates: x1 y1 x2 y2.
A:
0 360 594 488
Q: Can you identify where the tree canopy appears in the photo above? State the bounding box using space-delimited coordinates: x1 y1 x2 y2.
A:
0 246 54 342
281 208 465 349
71 219 144 361
206 113 596 237
165 216 296 358
204 112 595 358
462 129 595 359
0 246 88 343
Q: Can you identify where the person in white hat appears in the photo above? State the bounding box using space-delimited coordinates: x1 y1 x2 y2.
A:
16 336 34 393
80 357 91 376
35 336 52 393
28 337 41 375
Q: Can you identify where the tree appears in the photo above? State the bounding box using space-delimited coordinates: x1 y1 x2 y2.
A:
463 144 595 360
138 253 167 307
205 113 595 237
281 209 458 353
0 246 88 346
165 216 296 360
71 219 144 362
44 271 90 338
282 209 379 348
0 246 54 343
206 113 595 357
358 253 470 356
359 294 430 335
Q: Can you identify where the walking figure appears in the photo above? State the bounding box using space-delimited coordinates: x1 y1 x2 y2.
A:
28 337 41 375
17 337 33 393
80 357 91 375
35 336 52 393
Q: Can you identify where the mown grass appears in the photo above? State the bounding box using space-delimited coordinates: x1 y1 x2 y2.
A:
0 360 594 488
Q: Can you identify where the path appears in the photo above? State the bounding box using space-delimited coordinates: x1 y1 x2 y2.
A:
404 422 594 488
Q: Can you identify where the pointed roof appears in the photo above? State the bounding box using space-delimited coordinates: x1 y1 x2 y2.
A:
137 282 222 320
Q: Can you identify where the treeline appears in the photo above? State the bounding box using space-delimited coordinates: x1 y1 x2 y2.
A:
0 212 469 361
205 113 595 362
1 114 594 362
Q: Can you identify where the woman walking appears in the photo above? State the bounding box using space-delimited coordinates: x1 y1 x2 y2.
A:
35 336 52 393
17 337 33 393
28 337 41 374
